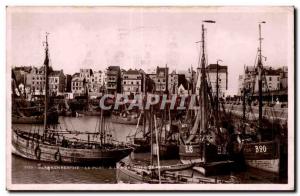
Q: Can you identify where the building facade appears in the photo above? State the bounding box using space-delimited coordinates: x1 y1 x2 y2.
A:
26 66 46 95
196 64 228 98
89 70 103 97
148 66 169 94
237 66 286 96
168 70 178 94
65 74 72 93
48 70 66 96
105 66 121 94
71 73 85 97
122 69 144 95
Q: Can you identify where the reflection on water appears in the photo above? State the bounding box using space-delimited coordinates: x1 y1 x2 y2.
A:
11 116 285 184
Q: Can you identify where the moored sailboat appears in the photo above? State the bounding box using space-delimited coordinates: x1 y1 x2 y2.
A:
12 33 133 166
238 22 287 176
178 22 234 176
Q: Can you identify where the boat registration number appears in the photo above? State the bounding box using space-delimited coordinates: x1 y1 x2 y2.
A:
185 145 193 153
254 145 267 153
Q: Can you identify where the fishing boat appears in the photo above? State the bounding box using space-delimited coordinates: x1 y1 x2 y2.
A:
127 110 151 152
12 110 58 124
152 108 180 160
11 71 59 124
12 34 133 166
117 111 197 184
237 22 287 176
126 83 151 152
178 22 234 176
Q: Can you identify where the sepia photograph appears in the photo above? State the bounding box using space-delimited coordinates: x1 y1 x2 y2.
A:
6 6 294 191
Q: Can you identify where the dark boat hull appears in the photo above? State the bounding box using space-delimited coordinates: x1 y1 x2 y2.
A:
132 138 151 153
243 141 280 174
179 143 232 176
153 143 179 159
12 130 133 166
12 111 59 124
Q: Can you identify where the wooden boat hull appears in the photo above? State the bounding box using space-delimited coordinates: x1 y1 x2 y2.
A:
193 161 235 176
116 162 229 184
152 143 179 159
116 162 182 184
179 143 232 176
243 141 280 174
116 163 149 183
12 131 133 166
12 111 59 124
132 138 151 153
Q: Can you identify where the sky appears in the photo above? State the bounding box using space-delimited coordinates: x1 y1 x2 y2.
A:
7 6 293 95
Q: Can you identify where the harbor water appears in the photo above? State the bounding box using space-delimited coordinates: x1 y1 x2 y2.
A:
11 116 285 184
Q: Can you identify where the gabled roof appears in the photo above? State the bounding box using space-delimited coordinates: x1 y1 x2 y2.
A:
107 66 120 71
124 69 142 75
72 73 80 77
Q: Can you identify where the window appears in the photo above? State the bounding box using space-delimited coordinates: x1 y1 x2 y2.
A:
163 79 165 82
131 82 134 85
269 77 272 81
124 81 126 84
137 81 139 85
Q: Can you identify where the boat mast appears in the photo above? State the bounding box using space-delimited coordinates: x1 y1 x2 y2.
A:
257 22 265 131
242 66 246 124
100 108 104 145
216 59 222 129
43 33 50 131
142 72 146 137
154 114 161 184
150 106 153 166
200 23 208 133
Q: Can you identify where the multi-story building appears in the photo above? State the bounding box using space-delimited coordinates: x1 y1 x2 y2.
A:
105 66 121 94
79 69 93 92
148 66 169 94
238 66 285 96
279 66 288 90
26 66 47 95
195 64 228 98
122 69 144 95
89 70 103 96
71 73 85 97
168 70 178 94
65 74 72 93
48 70 66 96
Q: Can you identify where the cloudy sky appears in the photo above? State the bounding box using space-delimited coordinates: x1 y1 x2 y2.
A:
7 6 293 94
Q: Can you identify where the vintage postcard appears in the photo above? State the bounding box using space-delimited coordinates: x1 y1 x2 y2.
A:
6 6 294 191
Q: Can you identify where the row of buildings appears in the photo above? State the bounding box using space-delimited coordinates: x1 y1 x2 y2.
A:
237 66 288 100
12 64 230 99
